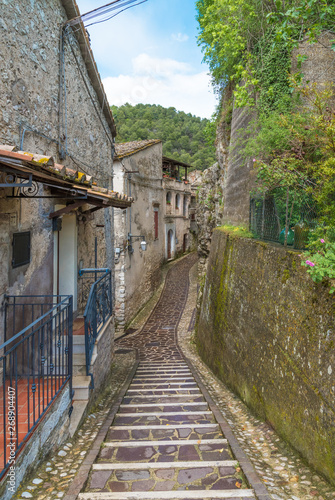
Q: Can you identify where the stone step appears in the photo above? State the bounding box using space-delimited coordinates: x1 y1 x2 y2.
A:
73 375 91 401
122 395 206 402
132 376 195 381
79 491 255 499
119 402 208 409
136 368 191 372
126 388 201 393
111 424 218 430
93 460 238 471
115 411 212 417
73 334 86 354
73 352 97 377
104 439 228 447
129 382 198 388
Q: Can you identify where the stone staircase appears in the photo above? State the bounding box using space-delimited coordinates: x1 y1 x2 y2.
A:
70 318 91 436
78 359 256 499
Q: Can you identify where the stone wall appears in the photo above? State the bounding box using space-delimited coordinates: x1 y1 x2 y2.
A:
91 318 114 397
0 384 71 500
197 229 335 485
196 164 225 277
0 0 115 328
195 85 231 277
113 143 165 331
220 35 335 228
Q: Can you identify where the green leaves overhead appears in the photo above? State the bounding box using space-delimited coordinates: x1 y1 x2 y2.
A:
112 103 217 171
196 0 335 101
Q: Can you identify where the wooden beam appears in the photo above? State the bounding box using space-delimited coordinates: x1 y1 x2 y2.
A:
81 205 104 215
49 201 86 218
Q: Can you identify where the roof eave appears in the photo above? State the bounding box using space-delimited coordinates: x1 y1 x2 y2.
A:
61 0 116 138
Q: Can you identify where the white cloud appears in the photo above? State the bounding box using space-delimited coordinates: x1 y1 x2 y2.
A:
171 33 189 43
103 54 217 118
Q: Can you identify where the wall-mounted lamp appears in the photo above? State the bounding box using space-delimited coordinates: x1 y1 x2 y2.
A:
128 233 147 254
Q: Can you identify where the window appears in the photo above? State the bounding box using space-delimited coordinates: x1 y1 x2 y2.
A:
12 231 31 268
166 192 172 205
183 196 188 217
175 193 180 210
154 207 159 239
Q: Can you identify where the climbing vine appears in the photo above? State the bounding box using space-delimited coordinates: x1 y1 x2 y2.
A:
196 0 335 110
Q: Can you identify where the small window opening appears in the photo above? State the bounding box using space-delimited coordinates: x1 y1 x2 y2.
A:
12 231 31 268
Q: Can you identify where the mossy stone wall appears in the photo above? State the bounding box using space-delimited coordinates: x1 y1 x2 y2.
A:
197 229 335 485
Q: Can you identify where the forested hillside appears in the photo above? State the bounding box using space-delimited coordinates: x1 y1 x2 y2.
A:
111 103 216 170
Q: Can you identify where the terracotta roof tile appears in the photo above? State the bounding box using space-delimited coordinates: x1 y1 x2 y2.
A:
114 140 161 159
0 146 132 208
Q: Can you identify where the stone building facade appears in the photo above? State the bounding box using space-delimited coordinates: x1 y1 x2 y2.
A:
113 141 194 334
113 140 166 332
163 157 193 260
0 1 131 492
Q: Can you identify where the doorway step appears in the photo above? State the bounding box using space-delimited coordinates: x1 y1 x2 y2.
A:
70 318 91 436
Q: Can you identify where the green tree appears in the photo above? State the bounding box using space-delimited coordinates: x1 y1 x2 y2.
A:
113 103 216 171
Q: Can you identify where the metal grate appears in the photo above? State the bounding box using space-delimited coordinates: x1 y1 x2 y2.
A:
250 192 318 249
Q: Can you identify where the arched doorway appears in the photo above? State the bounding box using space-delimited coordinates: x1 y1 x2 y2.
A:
167 229 173 259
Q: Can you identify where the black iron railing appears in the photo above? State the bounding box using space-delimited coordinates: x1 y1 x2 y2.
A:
0 295 73 479
80 269 112 377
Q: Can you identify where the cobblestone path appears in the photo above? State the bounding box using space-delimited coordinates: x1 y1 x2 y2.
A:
77 254 267 499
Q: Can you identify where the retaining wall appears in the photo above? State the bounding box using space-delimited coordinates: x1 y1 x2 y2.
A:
197 229 335 485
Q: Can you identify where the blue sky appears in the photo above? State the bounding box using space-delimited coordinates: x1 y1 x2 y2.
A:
76 0 217 118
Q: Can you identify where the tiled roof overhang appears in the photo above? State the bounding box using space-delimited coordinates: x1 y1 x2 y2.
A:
114 140 162 159
0 146 132 211
162 156 194 170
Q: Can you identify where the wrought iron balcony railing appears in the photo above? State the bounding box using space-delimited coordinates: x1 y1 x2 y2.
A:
0 295 73 479
79 269 112 381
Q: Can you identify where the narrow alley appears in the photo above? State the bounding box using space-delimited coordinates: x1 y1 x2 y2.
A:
14 255 335 500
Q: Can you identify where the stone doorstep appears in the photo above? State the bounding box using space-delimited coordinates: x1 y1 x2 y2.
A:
73 316 113 376
114 411 212 417
111 424 218 430
93 460 238 470
78 491 255 499
104 439 228 447
73 375 91 401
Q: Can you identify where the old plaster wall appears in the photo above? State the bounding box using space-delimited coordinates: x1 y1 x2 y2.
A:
0 0 114 334
197 229 335 485
113 144 165 331
163 178 192 259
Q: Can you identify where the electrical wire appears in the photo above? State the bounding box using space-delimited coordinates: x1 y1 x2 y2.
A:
85 0 148 27
66 0 147 27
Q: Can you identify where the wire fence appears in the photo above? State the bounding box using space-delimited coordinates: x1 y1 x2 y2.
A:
250 192 318 249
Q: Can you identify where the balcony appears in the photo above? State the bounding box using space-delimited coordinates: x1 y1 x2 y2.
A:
0 295 73 478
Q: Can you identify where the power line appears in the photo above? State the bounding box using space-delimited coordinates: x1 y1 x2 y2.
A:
85 1 148 27
66 0 148 27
